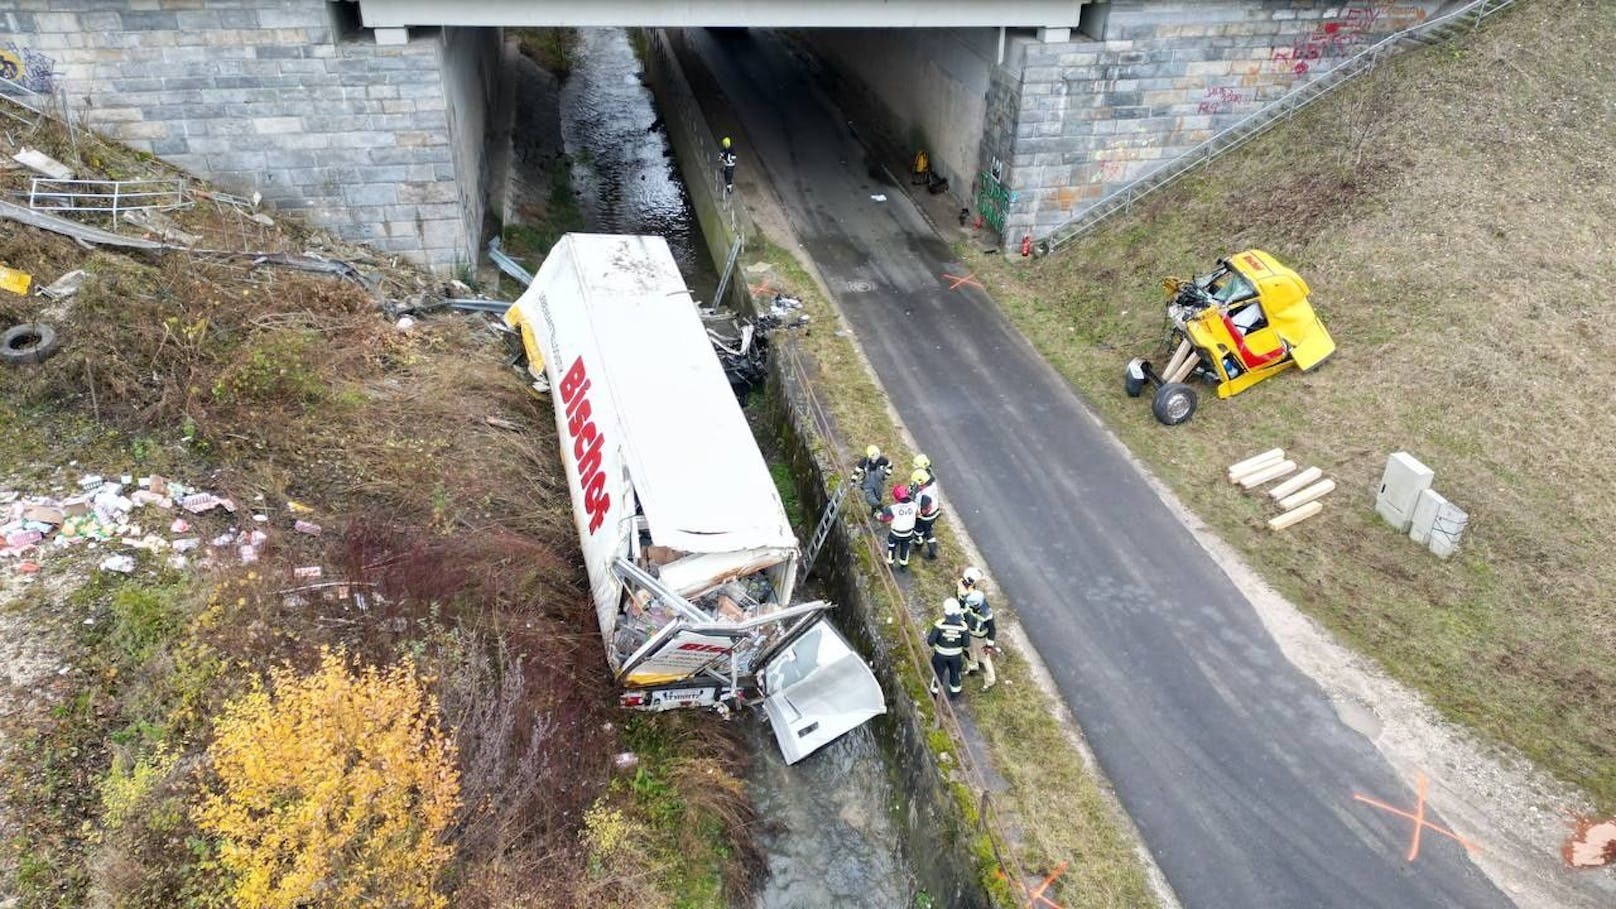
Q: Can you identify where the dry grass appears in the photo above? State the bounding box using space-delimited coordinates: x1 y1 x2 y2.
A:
754 243 1155 907
972 0 1616 809
0 182 756 904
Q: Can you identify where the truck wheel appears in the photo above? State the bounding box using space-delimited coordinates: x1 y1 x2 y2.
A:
1124 358 1146 398
1151 382 1197 425
1 323 59 366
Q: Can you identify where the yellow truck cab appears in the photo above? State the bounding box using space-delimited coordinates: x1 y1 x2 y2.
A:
1126 250 1335 425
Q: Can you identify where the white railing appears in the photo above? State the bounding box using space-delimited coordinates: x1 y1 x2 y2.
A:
1041 0 1520 254
27 178 190 228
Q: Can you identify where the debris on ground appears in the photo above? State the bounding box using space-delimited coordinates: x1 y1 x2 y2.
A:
38 268 85 300
12 146 72 180
0 264 32 295
1 472 325 576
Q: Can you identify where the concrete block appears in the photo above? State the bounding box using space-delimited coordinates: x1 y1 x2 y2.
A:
343 183 398 207
1376 452 1434 533
120 10 178 30
218 9 261 29
1426 500 1468 560
252 116 302 135
255 8 327 30
1408 488 1446 546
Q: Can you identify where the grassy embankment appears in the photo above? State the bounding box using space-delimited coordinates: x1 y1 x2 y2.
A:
752 243 1156 908
0 118 757 907
973 0 1615 809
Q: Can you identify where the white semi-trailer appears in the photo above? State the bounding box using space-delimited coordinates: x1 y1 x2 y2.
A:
505 233 884 763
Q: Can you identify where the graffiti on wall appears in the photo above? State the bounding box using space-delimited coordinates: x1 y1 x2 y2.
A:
976 170 1010 234
0 42 57 93
1269 3 1429 76
1196 85 1250 116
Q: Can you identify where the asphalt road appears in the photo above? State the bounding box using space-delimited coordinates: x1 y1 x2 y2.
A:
684 29 1511 909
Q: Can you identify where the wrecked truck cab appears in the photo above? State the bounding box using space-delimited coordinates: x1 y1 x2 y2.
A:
505 233 884 764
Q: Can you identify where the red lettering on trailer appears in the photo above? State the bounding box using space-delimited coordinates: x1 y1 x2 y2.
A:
677 642 732 654
560 357 612 533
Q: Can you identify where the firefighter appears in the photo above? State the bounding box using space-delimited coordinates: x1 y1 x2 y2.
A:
849 444 892 509
911 467 942 560
927 597 969 700
718 136 737 194
878 484 918 570
956 565 984 601
962 589 998 691
913 452 935 483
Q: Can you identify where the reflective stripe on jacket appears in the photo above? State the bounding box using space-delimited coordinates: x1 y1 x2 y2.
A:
927 615 969 656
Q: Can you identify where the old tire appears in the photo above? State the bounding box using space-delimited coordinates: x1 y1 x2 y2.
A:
1 323 59 366
1151 382 1197 426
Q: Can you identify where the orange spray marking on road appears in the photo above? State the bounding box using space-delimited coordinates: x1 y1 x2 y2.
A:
942 272 983 291
1352 771 1480 862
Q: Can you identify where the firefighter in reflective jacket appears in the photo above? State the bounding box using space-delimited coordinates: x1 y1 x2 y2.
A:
962 589 998 691
911 467 942 560
956 565 984 601
850 444 892 508
878 484 918 570
927 597 969 700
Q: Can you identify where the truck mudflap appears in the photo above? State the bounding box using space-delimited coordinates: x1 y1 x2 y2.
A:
760 620 886 765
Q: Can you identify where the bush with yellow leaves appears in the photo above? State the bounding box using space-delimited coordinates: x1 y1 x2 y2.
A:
194 648 461 909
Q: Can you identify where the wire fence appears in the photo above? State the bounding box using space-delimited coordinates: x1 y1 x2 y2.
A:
1042 0 1521 254
773 337 1036 903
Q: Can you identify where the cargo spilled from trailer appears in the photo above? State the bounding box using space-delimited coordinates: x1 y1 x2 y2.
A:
504 233 884 763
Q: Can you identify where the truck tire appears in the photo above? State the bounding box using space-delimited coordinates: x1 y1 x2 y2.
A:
1 323 59 366
1151 382 1197 426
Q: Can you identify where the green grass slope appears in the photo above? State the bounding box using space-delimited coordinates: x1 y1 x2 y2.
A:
974 0 1616 809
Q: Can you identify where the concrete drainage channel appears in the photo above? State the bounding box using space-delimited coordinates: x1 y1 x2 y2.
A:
515 26 982 906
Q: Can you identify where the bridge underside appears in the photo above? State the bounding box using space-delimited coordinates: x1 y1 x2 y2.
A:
353 0 1088 29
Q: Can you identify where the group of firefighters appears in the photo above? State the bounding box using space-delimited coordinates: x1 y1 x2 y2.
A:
849 445 997 701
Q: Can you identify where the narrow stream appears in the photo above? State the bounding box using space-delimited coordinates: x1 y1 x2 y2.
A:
522 26 917 907
558 28 720 301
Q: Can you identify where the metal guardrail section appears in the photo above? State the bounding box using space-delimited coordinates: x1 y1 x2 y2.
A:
0 74 47 126
1042 0 1520 254
27 177 190 226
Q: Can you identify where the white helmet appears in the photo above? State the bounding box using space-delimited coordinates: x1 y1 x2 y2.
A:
964 590 985 608
942 597 963 615
961 566 983 585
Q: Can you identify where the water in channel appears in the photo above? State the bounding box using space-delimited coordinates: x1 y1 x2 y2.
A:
559 28 720 301
551 27 915 907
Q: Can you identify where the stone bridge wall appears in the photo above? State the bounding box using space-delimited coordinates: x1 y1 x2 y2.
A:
0 0 500 271
981 0 1446 243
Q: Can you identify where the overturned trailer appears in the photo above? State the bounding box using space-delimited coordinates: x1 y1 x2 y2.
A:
505 233 884 763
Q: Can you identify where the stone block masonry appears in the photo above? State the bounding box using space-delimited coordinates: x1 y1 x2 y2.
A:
0 1 501 272
979 0 1446 245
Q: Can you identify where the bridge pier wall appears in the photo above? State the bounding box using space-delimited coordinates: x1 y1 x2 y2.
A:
983 0 1446 244
1 1 501 272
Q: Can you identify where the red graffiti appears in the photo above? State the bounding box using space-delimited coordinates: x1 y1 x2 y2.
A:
1270 3 1428 76
1197 85 1249 115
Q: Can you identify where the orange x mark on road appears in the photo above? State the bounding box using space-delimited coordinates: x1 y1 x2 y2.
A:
1353 772 1481 863
942 272 983 291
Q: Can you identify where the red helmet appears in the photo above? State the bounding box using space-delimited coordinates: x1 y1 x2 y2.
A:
892 484 911 502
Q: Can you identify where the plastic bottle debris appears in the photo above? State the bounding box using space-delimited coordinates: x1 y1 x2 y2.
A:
293 520 322 536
